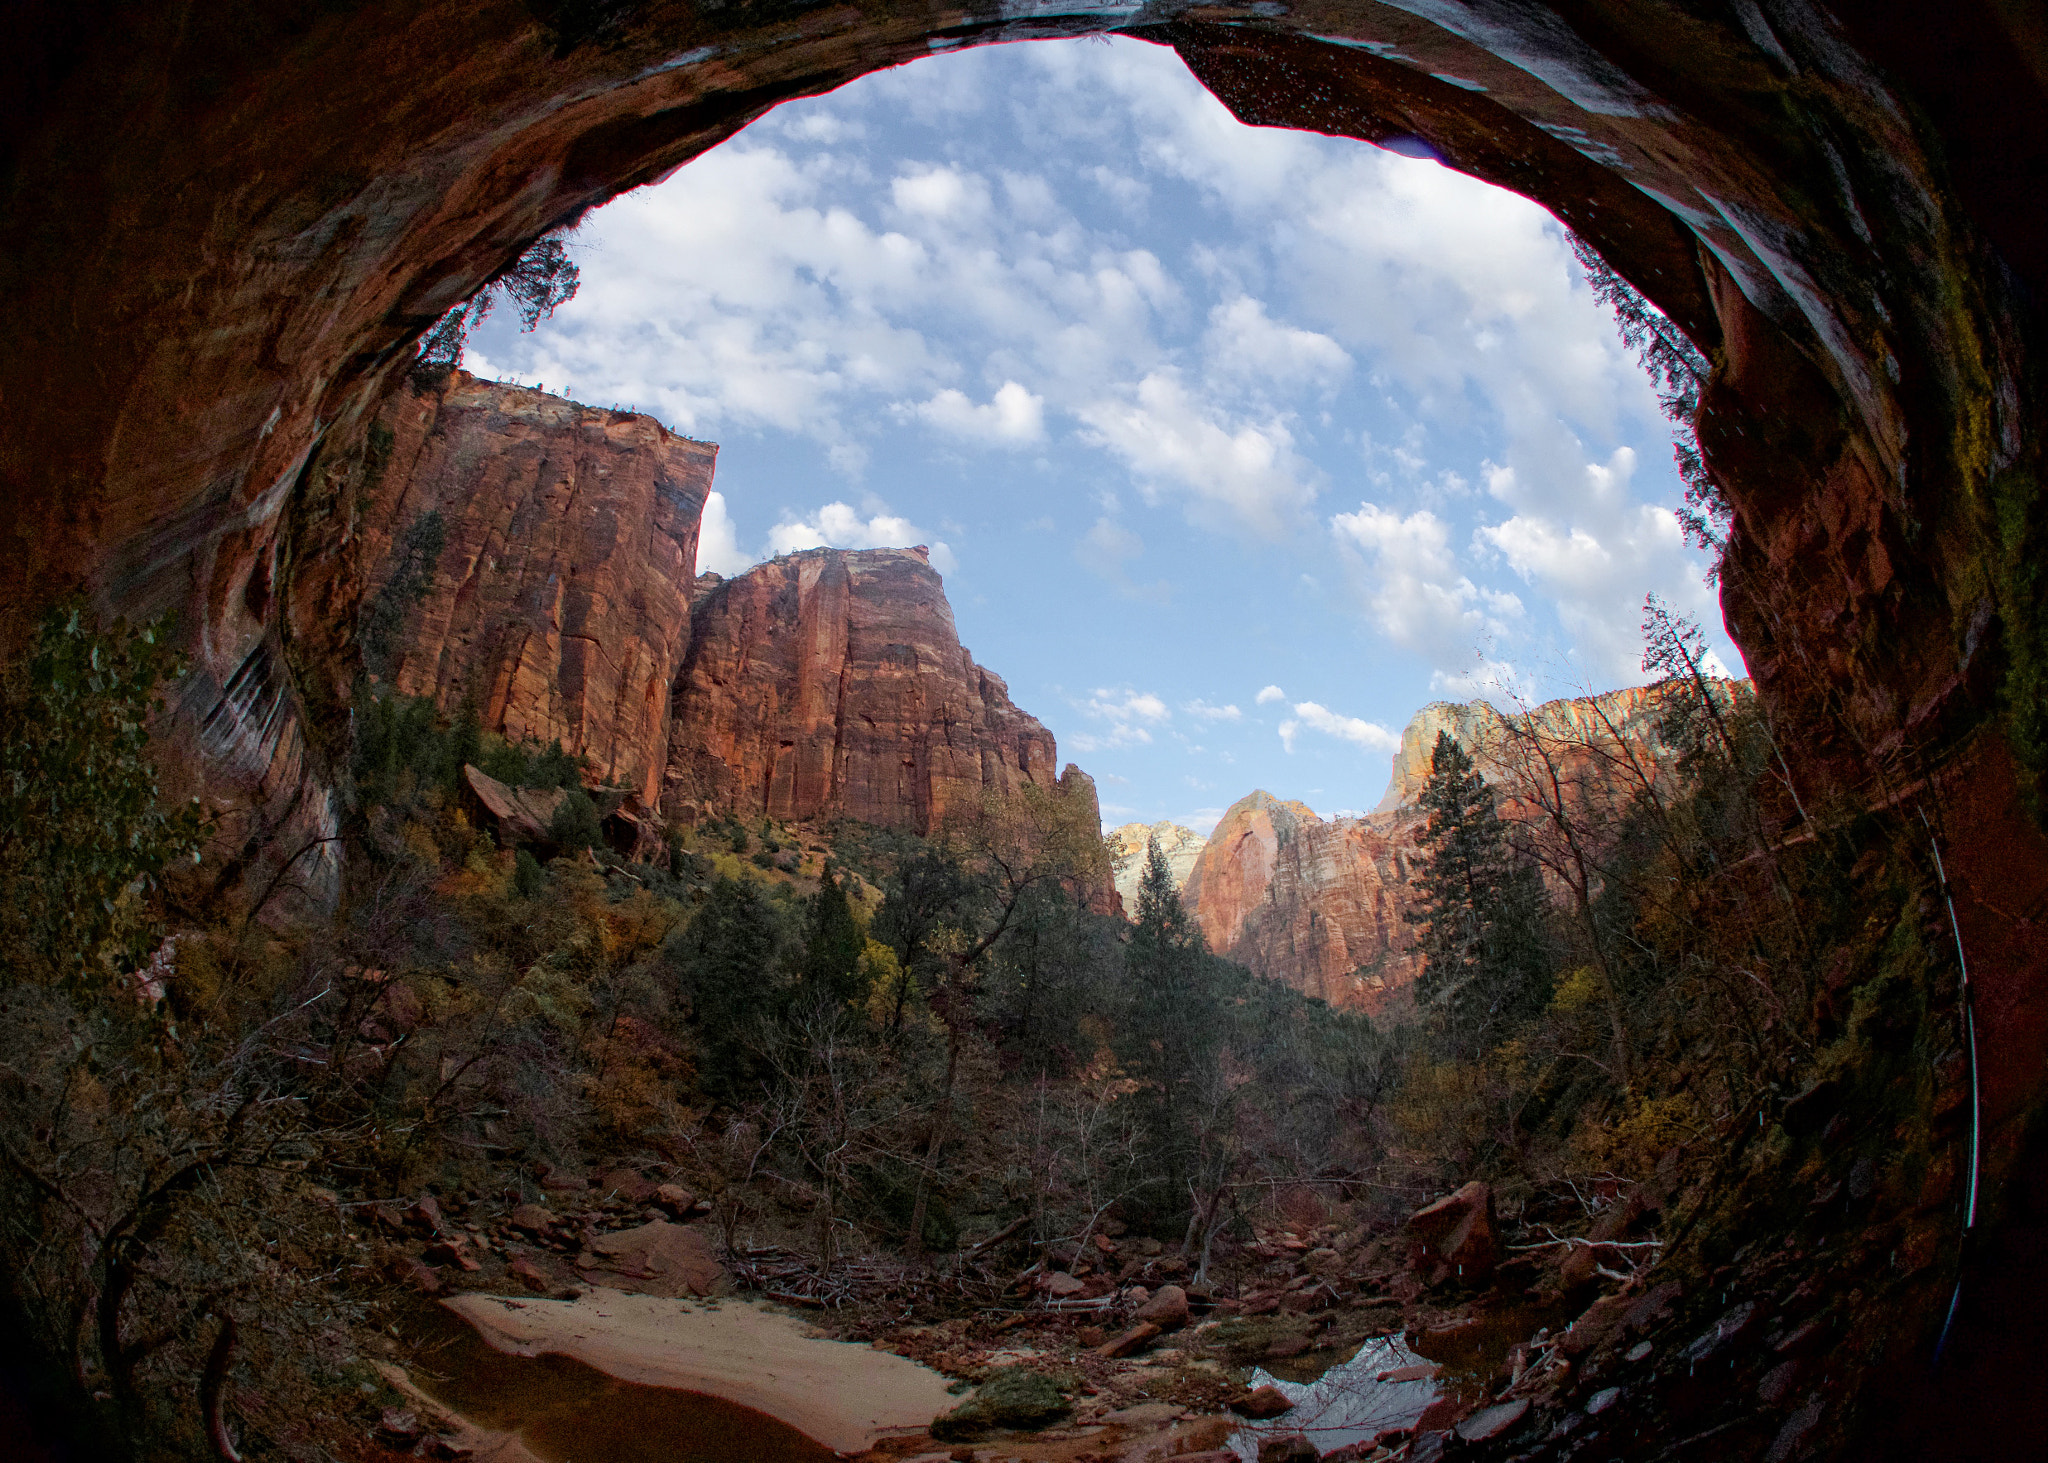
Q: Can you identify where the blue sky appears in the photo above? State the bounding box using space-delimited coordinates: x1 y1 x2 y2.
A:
465 36 1737 835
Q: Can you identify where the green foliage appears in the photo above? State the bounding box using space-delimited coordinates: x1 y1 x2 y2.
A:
0 605 203 983
548 788 603 851
359 510 445 677
351 687 586 811
514 848 547 899
669 877 792 1102
798 867 865 1008
1406 732 1552 1057
416 232 580 373
930 1366 1067 1439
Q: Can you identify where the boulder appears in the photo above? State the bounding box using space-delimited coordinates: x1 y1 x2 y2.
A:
1258 1438 1317 1463
507 1256 553 1292
929 1366 1068 1439
1039 1271 1086 1298
654 1183 696 1215
1133 1283 1190 1331
576 1220 723 1298
1456 1399 1530 1443
508 1203 557 1234
1097 1321 1161 1358
1406 1181 1497 1285
601 1168 659 1205
1234 1385 1295 1419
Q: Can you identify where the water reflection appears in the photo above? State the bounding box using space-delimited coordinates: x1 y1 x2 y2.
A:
1227 1335 1441 1459
408 1303 838 1463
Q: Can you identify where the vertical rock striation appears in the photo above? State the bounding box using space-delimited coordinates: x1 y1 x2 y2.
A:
1184 685 1714 1014
665 546 1067 836
359 373 713 805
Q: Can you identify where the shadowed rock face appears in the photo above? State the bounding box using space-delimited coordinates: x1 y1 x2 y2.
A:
361 373 713 805
3 3 2047 1453
666 547 1066 836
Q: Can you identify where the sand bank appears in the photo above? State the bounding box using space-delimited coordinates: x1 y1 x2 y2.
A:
442 1289 958 1454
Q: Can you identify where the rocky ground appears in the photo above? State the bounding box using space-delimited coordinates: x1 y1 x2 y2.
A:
358 1155 1851 1463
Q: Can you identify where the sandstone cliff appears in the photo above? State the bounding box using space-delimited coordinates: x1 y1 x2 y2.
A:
1185 684 1721 1016
359 373 713 806
665 546 1070 838
1109 822 1206 911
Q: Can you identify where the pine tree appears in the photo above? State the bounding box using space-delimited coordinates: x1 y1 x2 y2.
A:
1118 835 1224 1217
799 865 866 1010
1406 731 1550 1054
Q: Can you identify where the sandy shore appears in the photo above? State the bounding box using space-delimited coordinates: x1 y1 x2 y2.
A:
442 1289 959 1454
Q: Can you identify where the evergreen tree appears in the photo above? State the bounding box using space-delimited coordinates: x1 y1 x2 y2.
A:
798 865 866 1010
1117 835 1226 1218
676 877 785 1100
1406 731 1551 1055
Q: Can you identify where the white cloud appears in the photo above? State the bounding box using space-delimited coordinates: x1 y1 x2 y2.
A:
1078 370 1319 536
695 491 755 577
1278 701 1401 754
1182 699 1242 721
1255 685 1286 705
899 380 1045 446
1067 687 1171 752
1204 296 1351 391
767 501 956 574
1330 501 1521 669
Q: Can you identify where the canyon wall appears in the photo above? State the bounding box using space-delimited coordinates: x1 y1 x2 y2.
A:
360 373 713 805
356 400 1093 846
666 546 1072 838
1185 684 1705 1015
1109 821 1207 910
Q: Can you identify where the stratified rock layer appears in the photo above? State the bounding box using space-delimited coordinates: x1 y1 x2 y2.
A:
666 547 1065 837
361 374 712 804
1185 685 1702 1014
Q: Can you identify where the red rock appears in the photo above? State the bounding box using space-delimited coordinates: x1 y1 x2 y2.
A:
509 1204 556 1234
461 764 567 847
359 374 712 808
508 1256 553 1293
389 1255 443 1296
1181 686 1702 1015
1097 1321 1161 1358
1406 1181 1498 1285
1264 1335 1312 1359
1233 1385 1295 1419
666 548 1110 904
600 1168 658 1205
578 1220 723 1298
1455 1398 1530 1442
1039 1272 1086 1299
1414 1396 1468 1434
653 1183 696 1215
1133 1283 1190 1332
1256 1437 1316 1463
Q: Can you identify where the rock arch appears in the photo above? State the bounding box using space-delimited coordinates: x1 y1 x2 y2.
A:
2 4 2044 1451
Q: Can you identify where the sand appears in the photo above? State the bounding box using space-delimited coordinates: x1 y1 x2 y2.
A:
441 1289 960 1454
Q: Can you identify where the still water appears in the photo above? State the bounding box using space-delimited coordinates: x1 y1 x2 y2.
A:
409 1305 838 1463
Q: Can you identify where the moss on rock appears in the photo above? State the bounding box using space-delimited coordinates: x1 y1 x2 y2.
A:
928 1365 1069 1439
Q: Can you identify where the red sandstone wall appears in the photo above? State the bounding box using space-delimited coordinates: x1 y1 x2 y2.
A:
360 374 713 804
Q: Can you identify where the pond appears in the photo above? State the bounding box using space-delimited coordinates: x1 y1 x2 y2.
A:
407 1303 839 1463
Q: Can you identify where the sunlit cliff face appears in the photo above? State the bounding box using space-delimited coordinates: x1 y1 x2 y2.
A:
458 38 1736 836
1 7 2044 1450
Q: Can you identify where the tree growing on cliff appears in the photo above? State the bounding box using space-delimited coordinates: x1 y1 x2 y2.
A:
1405 732 1552 1059
415 232 581 378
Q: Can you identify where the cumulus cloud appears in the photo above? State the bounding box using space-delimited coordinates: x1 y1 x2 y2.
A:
1067 687 1173 753
1255 685 1287 705
767 501 956 574
1078 371 1319 536
899 380 1045 446
1330 501 1521 669
695 491 755 577
1278 701 1401 754
1204 296 1351 392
